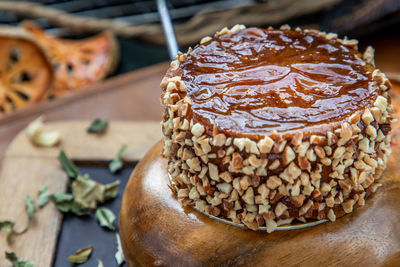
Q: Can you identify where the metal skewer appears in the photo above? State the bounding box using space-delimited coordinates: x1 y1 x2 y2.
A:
157 0 179 60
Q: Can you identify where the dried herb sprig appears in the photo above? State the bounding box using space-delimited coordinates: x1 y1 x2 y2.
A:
37 185 51 208
109 145 128 173
72 175 120 210
58 149 80 179
68 245 93 264
87 118 108 134
115 233 125 265
0 221 15 244
1 195 37 244
51 193 88 216
23 196 36 231
5 251 35 267
55 149 120 217
96 207 116 230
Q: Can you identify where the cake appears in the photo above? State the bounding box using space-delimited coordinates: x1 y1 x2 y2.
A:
160 25 394 232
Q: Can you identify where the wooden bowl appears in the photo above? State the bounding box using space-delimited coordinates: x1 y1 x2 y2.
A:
119 141 400 266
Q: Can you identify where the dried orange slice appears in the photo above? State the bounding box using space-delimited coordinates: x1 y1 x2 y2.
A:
0 27 53 115
22 21 119 97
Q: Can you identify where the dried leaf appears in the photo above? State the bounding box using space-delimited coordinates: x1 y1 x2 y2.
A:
72 175 120 209
52 193 87 216
37 185 51 208
52 193 74 202
0 221 15 244
68 245 93 264
26 116 60 147
109 160 123 174
5 251 35 267
104 180 120 201
72 174 105 209
24 196 36 230
117 144 128 158
109 145 128 173
58 149 80 179
98 259 104 267
96 207 116 230
87 118 108 134
115 233 125 265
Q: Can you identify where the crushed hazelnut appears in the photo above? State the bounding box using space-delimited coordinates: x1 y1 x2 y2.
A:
275 202 288 217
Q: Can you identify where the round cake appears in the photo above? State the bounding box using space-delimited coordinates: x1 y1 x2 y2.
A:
160 25 394 232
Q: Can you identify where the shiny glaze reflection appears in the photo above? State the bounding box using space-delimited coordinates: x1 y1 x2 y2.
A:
181 27 378 136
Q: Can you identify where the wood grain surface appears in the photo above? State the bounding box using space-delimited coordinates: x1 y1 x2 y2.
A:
0 121 160 267
120 140 400 267
6 121 161 162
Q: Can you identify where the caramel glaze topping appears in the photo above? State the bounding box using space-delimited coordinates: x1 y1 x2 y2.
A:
180 27 379 138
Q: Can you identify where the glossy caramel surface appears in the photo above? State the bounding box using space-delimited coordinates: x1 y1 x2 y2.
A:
181 28 378 136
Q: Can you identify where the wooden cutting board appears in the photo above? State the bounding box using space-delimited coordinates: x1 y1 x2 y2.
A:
0 121 161 267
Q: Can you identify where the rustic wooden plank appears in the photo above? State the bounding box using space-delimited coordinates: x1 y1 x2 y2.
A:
0 121 160 266
0 157 67 267
6 121 161 162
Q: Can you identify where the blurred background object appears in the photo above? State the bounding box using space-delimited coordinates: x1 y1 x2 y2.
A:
0 0 399 43
21 21 119 97
0 26 53 114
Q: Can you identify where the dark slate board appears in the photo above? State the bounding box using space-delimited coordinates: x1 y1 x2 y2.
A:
53 166 134 267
